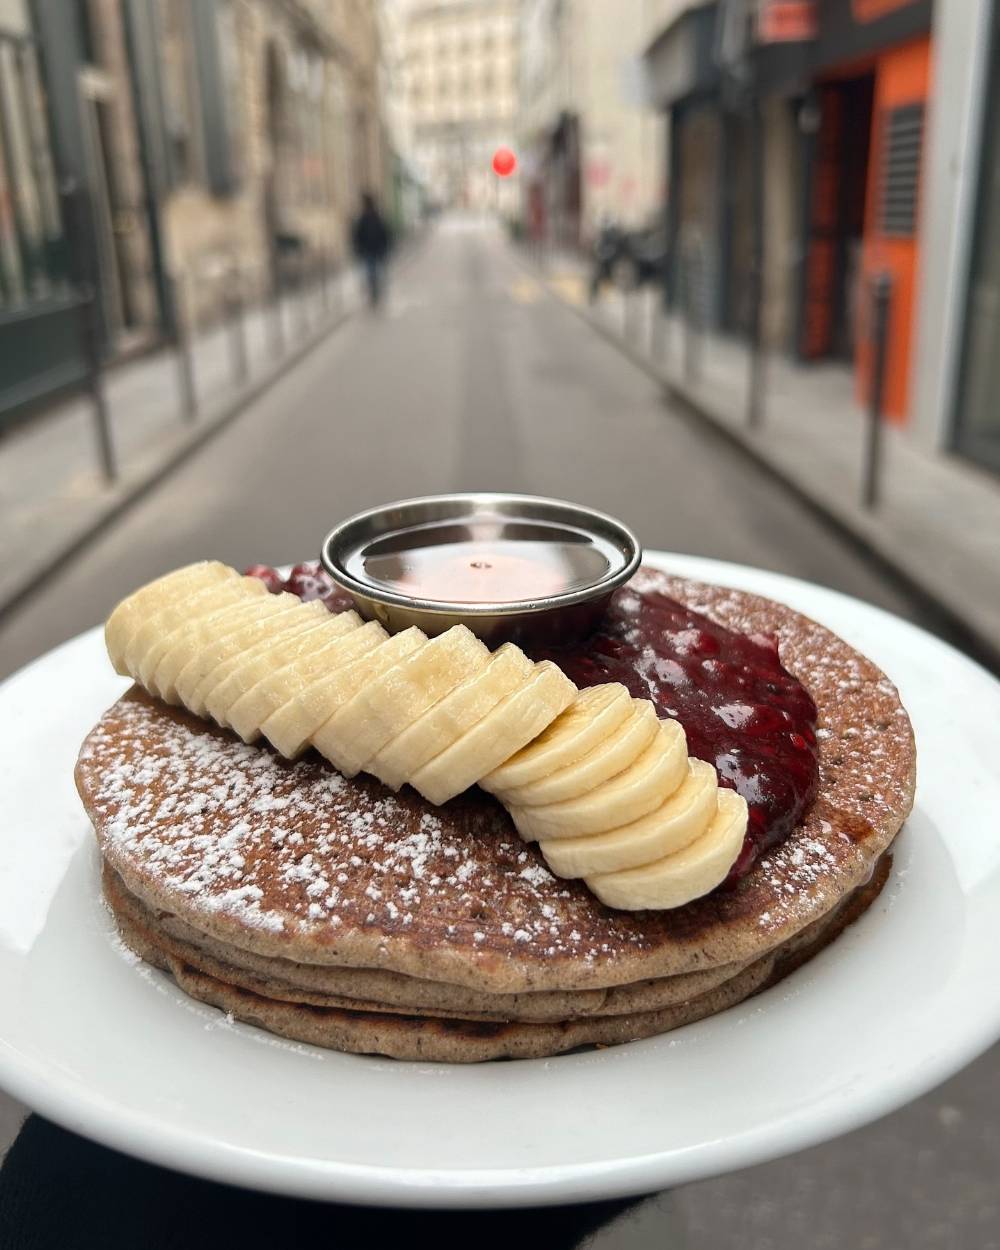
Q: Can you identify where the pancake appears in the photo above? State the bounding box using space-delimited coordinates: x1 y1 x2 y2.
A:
78 574 915 1003
102 863 755 1021
106 854 892 1062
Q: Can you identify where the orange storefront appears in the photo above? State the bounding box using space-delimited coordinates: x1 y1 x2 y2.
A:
796 0 933 423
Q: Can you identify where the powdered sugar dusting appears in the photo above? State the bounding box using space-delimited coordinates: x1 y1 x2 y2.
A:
83 693 651 965
78 567 915 983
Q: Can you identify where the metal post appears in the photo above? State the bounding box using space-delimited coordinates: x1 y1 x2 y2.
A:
320 253 330 315
624 283 638 344
653 241 670 364
294 255 309 337
863 272 893 510
171 273 197 421
652 292 668 362
270 267 285 360
78 289 116 483
683 246 701 384
227 267 249 386
746 94 766 430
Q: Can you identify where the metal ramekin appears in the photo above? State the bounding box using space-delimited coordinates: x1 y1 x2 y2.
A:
320 493 642 646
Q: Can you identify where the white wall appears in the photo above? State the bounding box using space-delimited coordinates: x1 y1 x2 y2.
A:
910 0 994 450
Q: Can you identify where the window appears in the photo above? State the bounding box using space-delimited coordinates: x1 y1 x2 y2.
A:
187 0 243 196
0 35 62 306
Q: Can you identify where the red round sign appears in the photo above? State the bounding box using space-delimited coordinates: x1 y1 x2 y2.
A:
492 147 517 178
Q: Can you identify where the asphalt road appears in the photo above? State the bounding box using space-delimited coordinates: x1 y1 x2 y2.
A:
2 218 997 1248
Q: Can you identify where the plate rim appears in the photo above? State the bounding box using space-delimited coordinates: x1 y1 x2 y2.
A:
1 551 999 1207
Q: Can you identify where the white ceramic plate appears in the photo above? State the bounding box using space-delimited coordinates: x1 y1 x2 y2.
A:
1 553 998 1208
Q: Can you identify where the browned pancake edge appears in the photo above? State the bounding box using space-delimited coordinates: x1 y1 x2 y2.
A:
108 855 892 1062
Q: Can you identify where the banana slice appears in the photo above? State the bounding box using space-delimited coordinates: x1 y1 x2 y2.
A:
495 698 661 807
314 626 490 777
587 787 748 910
123 578 249 679
254 623 412 757
368 643 535 790
138 576 267 691
173 593 320 710
198 606 335 722
480 683 633 795
296 627 427 762
510 719 688 841
540 757 719 877
149 591 277 703
105 561 236 675
409 660 577 806
226 613 372 745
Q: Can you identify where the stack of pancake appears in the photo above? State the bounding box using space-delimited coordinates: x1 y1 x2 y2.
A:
77 576 915 1062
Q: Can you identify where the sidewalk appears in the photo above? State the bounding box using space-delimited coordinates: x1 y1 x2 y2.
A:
533 251 1000 672
0 269 364 620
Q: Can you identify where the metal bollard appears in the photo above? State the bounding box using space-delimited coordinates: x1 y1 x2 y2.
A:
294 258 309 337
746 94 766 430
227 268 249 386
270 271 285 360
77 288 116 483
862 272 893 510
624 283 638 343
746 258 765 430
171 273 197 422
330 261 343 315
651 296 668 362
320 255 331 314
683 249 702 384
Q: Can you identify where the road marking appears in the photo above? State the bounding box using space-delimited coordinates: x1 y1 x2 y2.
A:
546 274 587 307
509 276 542 304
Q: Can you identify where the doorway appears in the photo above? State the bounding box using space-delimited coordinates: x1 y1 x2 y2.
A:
797 74 875 361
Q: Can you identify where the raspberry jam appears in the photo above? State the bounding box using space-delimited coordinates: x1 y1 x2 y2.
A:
248 563 819 882
528 585 819 882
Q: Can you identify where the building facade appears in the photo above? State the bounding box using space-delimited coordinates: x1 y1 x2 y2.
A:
395 0 520 214
911 0 998 474
26 0 388 355
645 0 934 424
519 0 665 249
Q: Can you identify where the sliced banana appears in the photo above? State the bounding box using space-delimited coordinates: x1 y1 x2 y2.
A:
510 719 688 841
199 607 335 722
211 607 362 730
261 624 421 758
123 578 248 679
409 660 577 806
102 561 750 913
226 612 369 745
138 576 267 692
105 561 236 675
496 698 660 808
173 593 314 710
301 627 429 762
587 788 748 910
480 683 632 795
149 592 276 704
368 643 535 790
314 626 490 777
540 757 719 877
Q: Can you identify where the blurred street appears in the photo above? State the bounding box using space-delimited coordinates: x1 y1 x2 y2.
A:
0 217 934 675
3 217 1000 1248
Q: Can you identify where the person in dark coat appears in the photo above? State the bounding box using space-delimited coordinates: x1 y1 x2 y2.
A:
351 191 391 307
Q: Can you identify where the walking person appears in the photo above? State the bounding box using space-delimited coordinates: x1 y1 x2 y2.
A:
351 191 391 308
